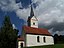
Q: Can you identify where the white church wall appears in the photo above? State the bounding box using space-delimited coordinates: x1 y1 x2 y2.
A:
18 41 25 48
26 34 54 47
30 16 38 28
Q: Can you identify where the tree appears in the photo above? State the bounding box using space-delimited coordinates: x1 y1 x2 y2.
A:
54 34 64 44
54 34 59 44
0 16 18 48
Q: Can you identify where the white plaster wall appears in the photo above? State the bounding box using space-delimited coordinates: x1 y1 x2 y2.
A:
18 41 25 48
31 16 38 28
26 34 54 47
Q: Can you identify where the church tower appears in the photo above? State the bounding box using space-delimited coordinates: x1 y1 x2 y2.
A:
27 5 38 28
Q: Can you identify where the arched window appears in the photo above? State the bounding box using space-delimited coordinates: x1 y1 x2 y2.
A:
43 37 46 43
37 36 40 42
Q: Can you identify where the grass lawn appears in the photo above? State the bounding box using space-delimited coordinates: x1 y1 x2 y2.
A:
26 44 64 48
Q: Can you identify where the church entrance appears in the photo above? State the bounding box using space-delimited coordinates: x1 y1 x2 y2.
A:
21 43 23 47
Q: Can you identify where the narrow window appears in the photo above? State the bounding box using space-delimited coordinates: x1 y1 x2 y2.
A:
37 36 40 42
33 22 35 25
43 37 46 43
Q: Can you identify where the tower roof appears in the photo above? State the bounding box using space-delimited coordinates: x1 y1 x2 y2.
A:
27 5 35 22
30 5 34 17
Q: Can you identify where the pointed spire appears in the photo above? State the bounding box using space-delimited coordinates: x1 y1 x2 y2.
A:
30 5 34 16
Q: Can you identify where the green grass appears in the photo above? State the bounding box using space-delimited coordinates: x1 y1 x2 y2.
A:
26 44 64 48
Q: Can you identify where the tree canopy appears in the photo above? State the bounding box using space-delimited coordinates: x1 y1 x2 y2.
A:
54 34 64 44
0 16 18 48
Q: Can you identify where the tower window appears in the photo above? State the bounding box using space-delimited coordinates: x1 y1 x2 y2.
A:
43 37 46 43
33 22 35 25
37 36 40 42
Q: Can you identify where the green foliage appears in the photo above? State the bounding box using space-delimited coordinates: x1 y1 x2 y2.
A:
0 16 18 48
54 34 64 44
26 44 64 48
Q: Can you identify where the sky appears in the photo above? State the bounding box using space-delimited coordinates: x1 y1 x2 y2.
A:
0 0 64 35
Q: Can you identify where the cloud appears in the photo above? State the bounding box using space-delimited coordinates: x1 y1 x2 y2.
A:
16 8 30 21
48 22 64 35
0 0 22 12
0 0 30 21
32 0 64 35
34 0 64 24
49 29 64 35
0 0 64 35
1 0 64 23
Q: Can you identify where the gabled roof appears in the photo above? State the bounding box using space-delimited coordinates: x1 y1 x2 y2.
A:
18 37 24 41
23 26 51 36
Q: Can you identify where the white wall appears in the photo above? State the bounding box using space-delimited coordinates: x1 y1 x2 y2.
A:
18 41 25 48
26 34 54 47
31 16 38 28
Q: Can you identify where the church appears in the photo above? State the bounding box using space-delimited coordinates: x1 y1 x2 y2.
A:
17 6 54 48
